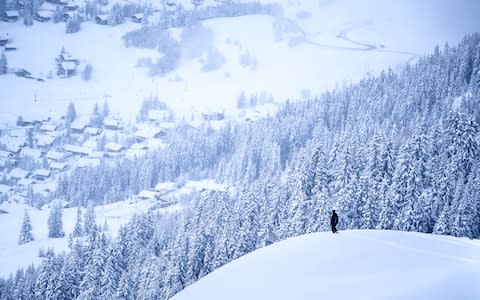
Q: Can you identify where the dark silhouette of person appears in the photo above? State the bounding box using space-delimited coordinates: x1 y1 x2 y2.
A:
331 210 339 233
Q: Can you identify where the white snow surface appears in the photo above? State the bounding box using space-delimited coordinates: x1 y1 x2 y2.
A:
173 230 480 300
1 0 479 125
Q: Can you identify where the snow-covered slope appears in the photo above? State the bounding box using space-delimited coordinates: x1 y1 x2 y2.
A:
1 0 479 125
173 230 480 300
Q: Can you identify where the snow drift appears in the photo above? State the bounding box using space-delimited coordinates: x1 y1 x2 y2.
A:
173 230 480 300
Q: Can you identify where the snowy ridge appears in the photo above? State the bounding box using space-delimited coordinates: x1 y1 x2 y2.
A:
173 230 480 300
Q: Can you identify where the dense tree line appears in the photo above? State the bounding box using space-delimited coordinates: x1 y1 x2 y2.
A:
1 34 479 299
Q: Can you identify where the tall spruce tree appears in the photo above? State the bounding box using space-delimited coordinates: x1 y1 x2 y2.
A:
48 202 65 238
18 210 35 245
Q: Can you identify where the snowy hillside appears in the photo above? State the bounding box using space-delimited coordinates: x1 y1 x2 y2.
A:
173 230 480 300
0 197 181 278
1 0 479 125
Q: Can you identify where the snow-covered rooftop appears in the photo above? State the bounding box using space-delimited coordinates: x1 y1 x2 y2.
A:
84 127 101 135
105 142 124 152
64 144 93 156
0 184 11 194
17 178 34 186
45 150 64 161
35 11 53 18
82 139 97 150
5 11 19 17
9 168 30 179
103 117 119 128
70 119 88 131
6 143 22 154
135 126 164 140
137 190 158 200
36 134 56 147
60 62 77 71
0 150 10 158
33 169 51 177
40 124 57 132
49 162 67 170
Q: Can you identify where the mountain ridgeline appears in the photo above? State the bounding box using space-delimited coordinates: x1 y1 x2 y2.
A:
1 34 480 299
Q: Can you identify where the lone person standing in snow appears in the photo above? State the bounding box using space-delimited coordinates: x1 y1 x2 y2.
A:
331 210 339 233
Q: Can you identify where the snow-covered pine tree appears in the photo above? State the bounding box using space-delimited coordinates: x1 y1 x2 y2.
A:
65 14 81 34
72 207 83 237
84 203 97 236
0 51 7 74
99 243 123 299
116 271 135 300
18 210 34 245
65 102 77 126
48 202 65 238
23 0 34 26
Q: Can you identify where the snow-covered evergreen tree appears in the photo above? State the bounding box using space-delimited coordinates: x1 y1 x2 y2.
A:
0 51 7 74
65 102 77 126
72 207 83 237
18 210 34 245
84 203 97 236
48 202 65 238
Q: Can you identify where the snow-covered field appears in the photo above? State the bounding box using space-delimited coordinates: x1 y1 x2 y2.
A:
173 230 480 300
1 0 479 125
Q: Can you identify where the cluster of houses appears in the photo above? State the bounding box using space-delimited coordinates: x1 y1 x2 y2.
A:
0 108 175 206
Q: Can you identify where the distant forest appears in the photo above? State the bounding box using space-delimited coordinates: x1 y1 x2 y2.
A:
1 33 479 299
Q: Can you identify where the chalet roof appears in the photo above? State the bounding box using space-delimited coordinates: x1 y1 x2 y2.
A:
6 144 21 153
70 119 88 130
103 117 119 128
84 127 101 135
17 178 34 186
35 10 53 18
95 15 108 22
49 162 67 170
63 11 77 18
0 184 11 194
135 126 163 139
5 11 19 17
105 142 124 152
129 143 148 150
132 13 143 19
137 190 157 199
10 168 30 179
40 124 57 131
34 169 51 177
60 53 76 61
0 33 9 41
82 139 97 150
46 150 64 160
0 150 10 158
88 151 104 159
36 134 56 147
64 144 93 156
60 61 76 71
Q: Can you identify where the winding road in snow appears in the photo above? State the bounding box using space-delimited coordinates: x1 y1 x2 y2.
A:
284 17 420 63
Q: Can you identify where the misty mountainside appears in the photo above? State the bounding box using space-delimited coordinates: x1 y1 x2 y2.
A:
172 230 480 300
1 0 479 124
1 32 479 299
